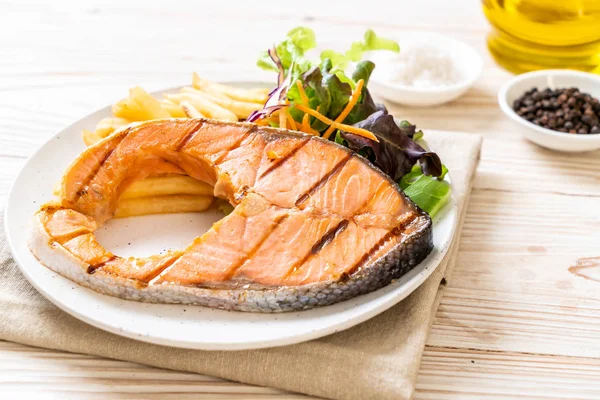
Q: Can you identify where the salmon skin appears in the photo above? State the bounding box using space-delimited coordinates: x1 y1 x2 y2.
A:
29 118 433 312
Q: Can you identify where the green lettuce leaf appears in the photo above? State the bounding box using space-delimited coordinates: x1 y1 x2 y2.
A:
363 29 400 52
285 62 352 132
256 27 397 124
321 60 352 118
256 27 316 72
287 26 317 51
257 51 279 72
320 29 400 72
351 60 375 88
319 50 347 70
400 165 450 217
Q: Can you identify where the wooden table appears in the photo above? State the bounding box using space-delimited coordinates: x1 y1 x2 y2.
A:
2 1 600 398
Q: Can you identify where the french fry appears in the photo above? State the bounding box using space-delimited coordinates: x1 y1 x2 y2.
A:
182 86 228 99
180 101 205 118
115 195 213 218
82 129 104 146
120 175 213 199
129 86 171 119
183 88 262 119
159 99 187 118
95 117 130 138
112 86 170 121
112 98 143 121
165 92 237 121
192 73 269 104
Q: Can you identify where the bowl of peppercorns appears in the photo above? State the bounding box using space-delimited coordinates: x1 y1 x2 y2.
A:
499 70 600 152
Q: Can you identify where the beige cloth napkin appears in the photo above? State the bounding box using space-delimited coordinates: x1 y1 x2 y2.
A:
0 130 481 400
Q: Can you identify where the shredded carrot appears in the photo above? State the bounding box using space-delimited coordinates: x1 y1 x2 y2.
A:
301 113 319 136
294 104 379 142
301 113 310 131
254 80 373 141
269 113 280 124
285 108 298 131
301 113 318 135
322 79 364 139
254 119 270 126
296 80 309 105
279 111 287 130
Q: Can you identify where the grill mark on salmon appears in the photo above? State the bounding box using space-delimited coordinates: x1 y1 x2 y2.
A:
221 214 289 282
87 255 119 274
73 132 128 200
212 125 257 165
175 121 204 151
281 219 350 281
354 180 388 215
147 211 290 286
258 138 310 179
30 118 434 312
311 219 349 255
42 207 98 243
52 229 88 245
131 255 183 286
148 158 185 175
346 214 419 276
294 153 352 207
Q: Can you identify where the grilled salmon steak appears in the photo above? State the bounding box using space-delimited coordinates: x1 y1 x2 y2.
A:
29 119 433 312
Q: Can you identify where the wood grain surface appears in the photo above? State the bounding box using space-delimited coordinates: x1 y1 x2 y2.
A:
2 0 599 398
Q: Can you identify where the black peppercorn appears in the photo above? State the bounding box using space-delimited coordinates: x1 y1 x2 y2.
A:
512 86 600 135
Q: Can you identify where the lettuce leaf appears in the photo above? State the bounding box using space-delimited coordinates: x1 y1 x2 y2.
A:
340 110 443 180
342 61 381 123
284 62 352 132
351 60 375 89
259 27 398 79
287 26 317 51
400 165 450 217
257 27 316 72
363 29 400 53
320 29 400 72
255 27 398 128
321 60 352 119
319 50 347 71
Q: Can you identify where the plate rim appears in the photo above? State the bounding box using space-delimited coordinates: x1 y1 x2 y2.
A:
4 81 458 350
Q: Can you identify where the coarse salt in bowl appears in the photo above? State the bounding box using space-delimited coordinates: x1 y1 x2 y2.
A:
366 32 483 107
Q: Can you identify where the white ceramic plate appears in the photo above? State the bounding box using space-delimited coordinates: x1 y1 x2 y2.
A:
4 82 457 350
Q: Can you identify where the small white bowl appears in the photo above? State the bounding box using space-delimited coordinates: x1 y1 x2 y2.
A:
366 32 483 107
498 70 600 153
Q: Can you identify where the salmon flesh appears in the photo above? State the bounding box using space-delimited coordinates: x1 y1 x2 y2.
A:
29 119 433 312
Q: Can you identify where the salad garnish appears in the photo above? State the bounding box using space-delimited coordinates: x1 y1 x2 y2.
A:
251 27 451 217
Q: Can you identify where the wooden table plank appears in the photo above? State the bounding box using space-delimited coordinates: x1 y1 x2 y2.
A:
5 339 600 400
416 347 600 400
0 157 25 204
0 341 310 399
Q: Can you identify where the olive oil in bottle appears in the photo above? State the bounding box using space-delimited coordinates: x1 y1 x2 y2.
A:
482 0 600 74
